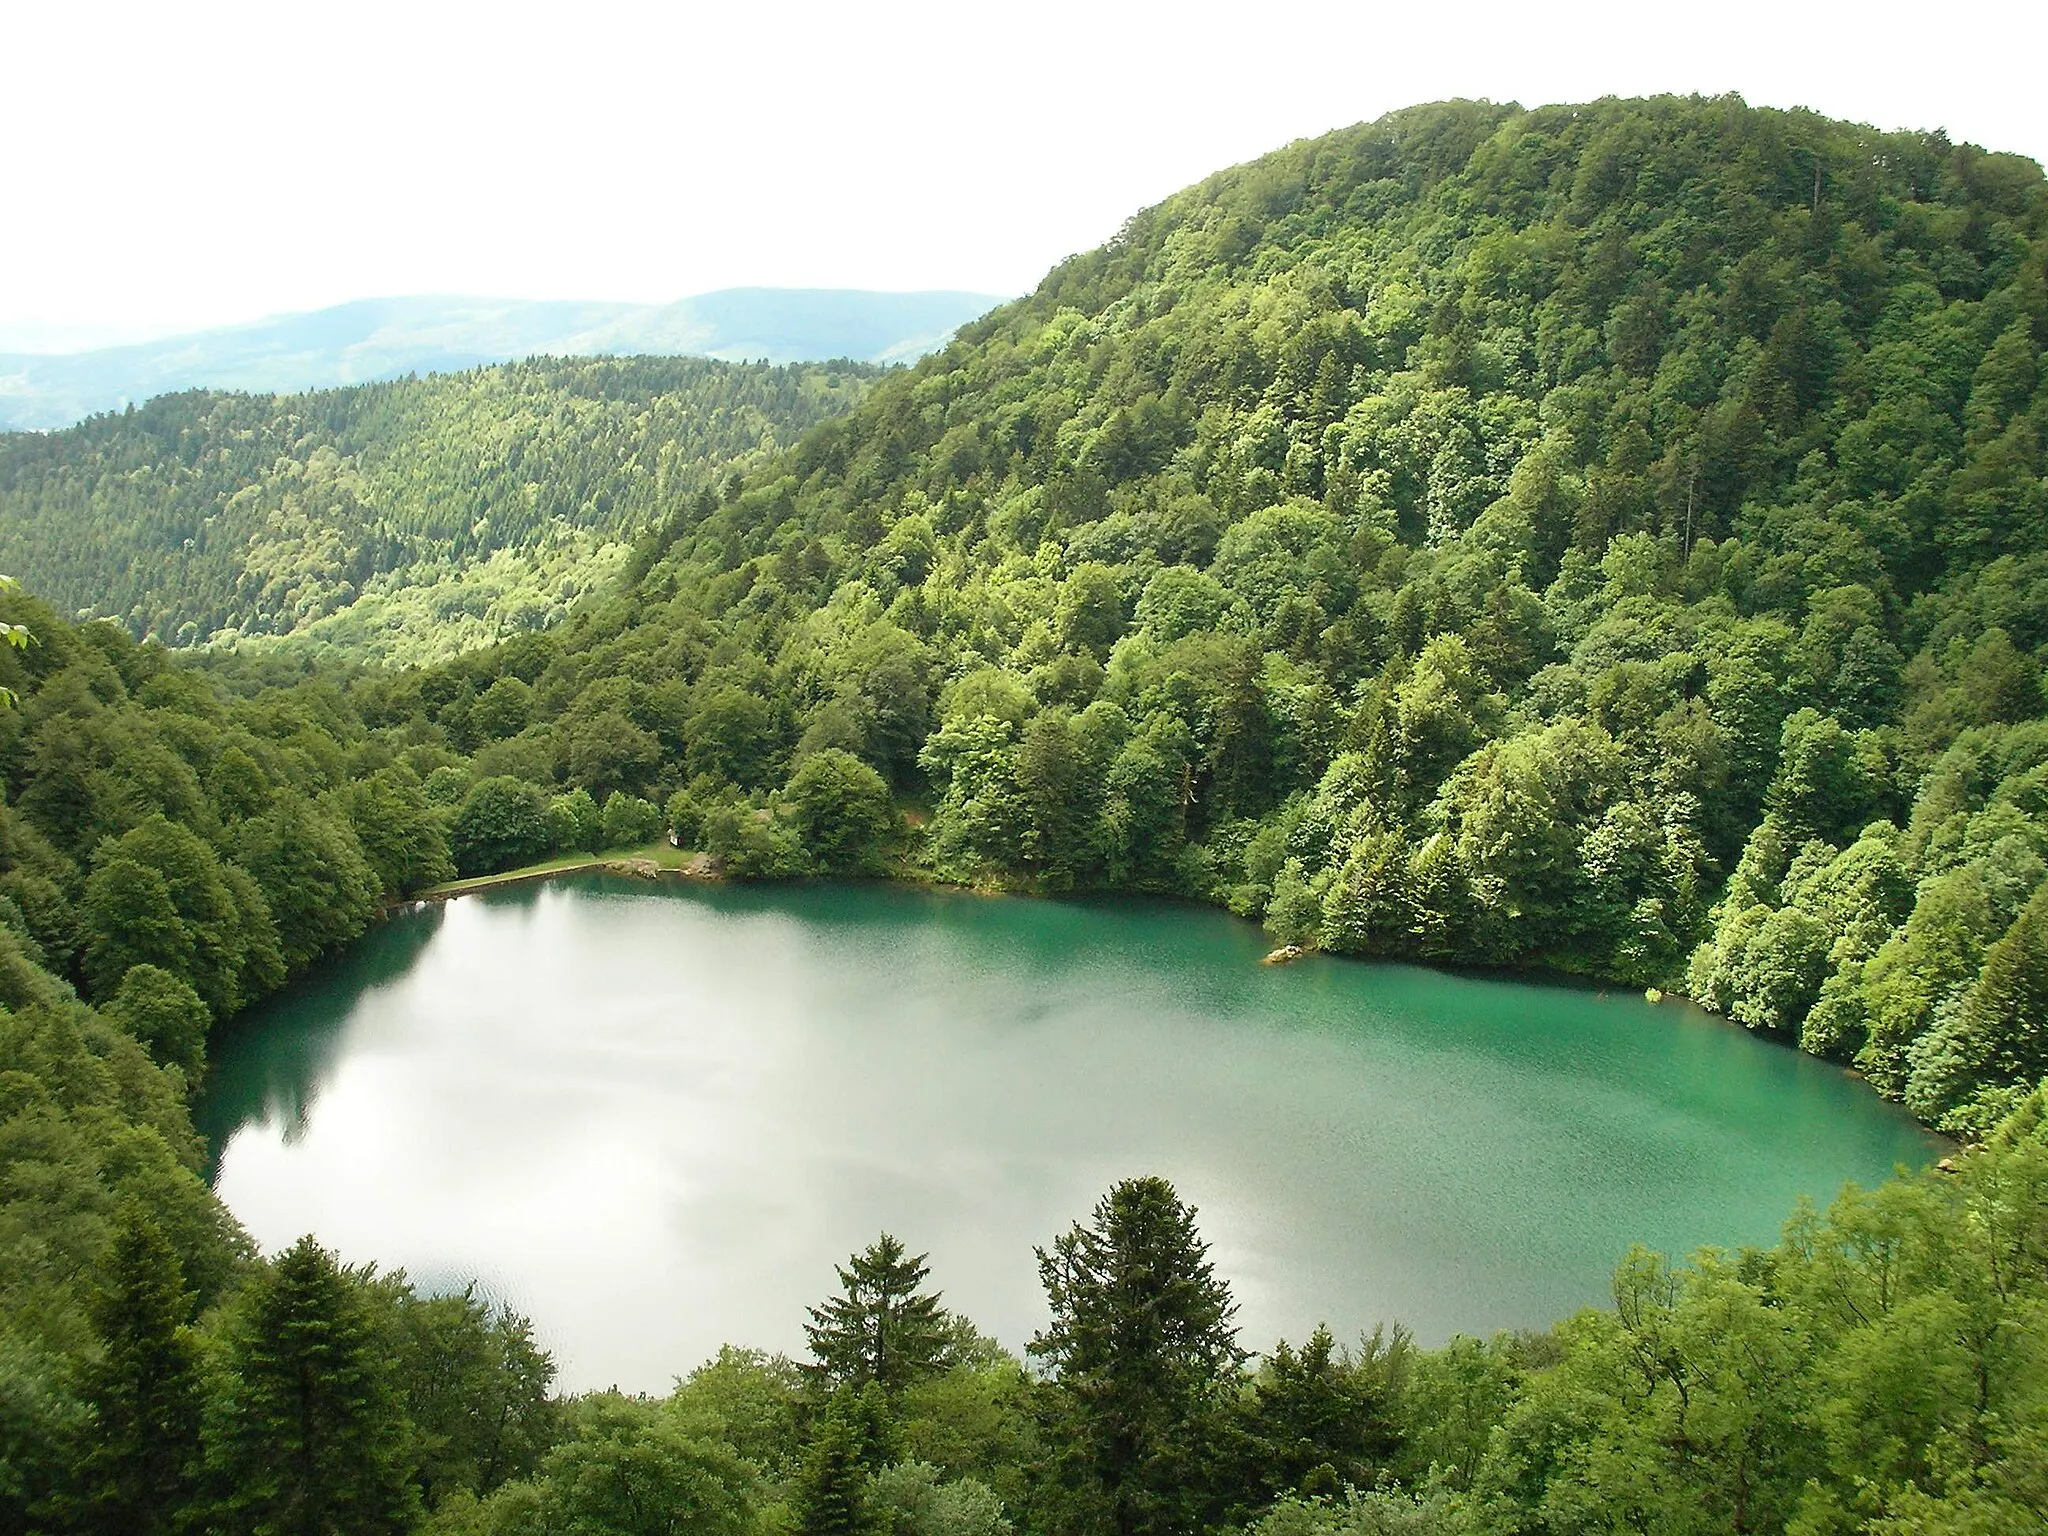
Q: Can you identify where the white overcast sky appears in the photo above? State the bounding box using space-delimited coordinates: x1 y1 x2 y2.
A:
3 0 2044 352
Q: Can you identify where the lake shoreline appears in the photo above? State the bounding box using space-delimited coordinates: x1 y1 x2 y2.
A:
411 846 715 903
403 857 1955 1148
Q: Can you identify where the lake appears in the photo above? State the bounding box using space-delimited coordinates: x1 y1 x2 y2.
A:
199 874 1943 1392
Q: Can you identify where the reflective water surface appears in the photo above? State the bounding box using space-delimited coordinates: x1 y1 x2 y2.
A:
201 876 1943 1391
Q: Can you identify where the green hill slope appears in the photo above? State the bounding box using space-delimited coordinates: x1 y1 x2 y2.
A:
0 355 878 663
513 95 2043 1130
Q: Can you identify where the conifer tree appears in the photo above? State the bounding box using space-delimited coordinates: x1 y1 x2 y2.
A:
1958 883 2048 1087
1906 882 2048 1122
205 1234 420 1535
803 1234 950 1395
1031 1177 1243 1536
72 1207 203 1536
793 1386 896 1536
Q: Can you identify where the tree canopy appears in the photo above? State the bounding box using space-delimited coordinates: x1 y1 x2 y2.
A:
0 357 878 664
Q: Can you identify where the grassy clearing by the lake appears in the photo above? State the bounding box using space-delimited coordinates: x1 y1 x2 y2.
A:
419 842 698 899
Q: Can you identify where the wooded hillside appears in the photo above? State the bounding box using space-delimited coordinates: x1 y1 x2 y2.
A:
515 96 2048 1133
2 93 2048 1536
0 356 877 662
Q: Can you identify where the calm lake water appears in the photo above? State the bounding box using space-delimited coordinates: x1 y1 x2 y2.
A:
200 875 1943 1392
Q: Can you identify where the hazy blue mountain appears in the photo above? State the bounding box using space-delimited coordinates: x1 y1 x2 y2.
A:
0 288 1004 430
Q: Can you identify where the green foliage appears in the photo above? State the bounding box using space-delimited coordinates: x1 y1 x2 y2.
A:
657 787 703 848
550 788 604 854
0 1333 87 1534
1234 1324 1405 1507
80 858 191 1000
446 1392 755 1536
702 802 806 880
1906 880 2048 1126
1031 1177 1245 1536
69 1206 204 1535
234 795 380 971
0 358 879 665
102 963 210 1081
668 1346 805 1478
796 1388 894 1536
204 1234 422 1535
1248 1490 1454 1536
1690 720 2048 1130
895 1356 1039 1514
688 687 781 790
343 768 456 898
865 1460 1011 1536
567 711 662 802
0 929 247 1391
804 1235 952 1396
785 750 896 873
381 1284 559 1508
3 94 2048 1536
5 94 2044 1118
451 778 554 877
598 791 662 850
94 815 282 1015
1468 1105 2048 1530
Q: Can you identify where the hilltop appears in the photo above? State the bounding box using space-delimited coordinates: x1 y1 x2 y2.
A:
560 94 2048 1131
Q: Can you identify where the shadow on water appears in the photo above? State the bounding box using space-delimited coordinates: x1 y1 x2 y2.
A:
196 905 445 1179
557 872 1276 976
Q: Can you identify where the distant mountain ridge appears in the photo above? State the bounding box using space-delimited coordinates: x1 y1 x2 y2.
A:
0 288 1005 431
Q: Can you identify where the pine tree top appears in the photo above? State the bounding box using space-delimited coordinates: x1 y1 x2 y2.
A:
802 1232 952 1395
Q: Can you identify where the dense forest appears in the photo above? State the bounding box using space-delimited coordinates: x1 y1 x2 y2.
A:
2 92 2047 1533
592 95 2048 1139
0 356 878 663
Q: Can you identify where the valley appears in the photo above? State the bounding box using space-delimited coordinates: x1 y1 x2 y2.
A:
2 93 2045 1536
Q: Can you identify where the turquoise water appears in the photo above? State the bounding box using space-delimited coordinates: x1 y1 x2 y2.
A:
200 876 1943 1391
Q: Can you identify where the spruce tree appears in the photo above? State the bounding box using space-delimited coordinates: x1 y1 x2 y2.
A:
1906 882 2048 1123
206 1234 420 1535
802 1234 950 1395
1031 1177 1243 1536
1961 883 2048 1087
72 1207 203 1535
794 1387 891 1536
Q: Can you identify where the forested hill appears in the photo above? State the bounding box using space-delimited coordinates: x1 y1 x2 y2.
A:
0 355 878 663
565 95 2043 1132
3 96 2044 1129
3 93 2048 1536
